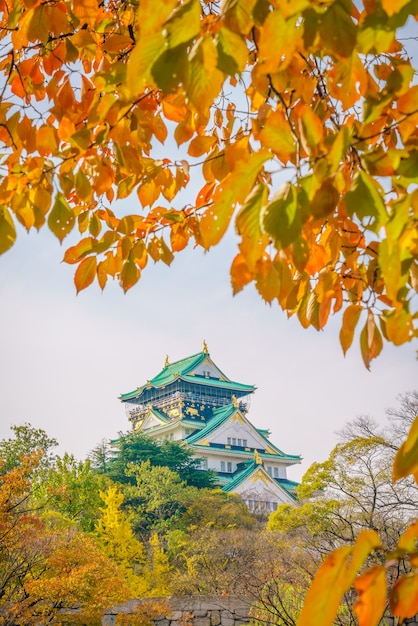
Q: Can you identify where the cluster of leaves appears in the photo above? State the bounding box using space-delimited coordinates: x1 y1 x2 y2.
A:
0 0 417 364
95 429 217 488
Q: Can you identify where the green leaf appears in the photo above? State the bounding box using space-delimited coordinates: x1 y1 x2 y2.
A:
261 183 301 248
236 183 268 270
397 150 418 180
319 2 357 58
344 172 388 232
152 45 189 93
47 193 75 242
0 206 16 255
216 27 249 75
311 179 339 220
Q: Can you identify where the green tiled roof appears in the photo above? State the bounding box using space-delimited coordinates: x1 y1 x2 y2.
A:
222 460 258 491
120 351 254 401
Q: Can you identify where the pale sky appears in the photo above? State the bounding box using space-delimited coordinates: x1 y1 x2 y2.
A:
0 220 416 482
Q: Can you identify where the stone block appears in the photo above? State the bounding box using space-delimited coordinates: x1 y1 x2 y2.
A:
210 610 221 625
193 617 211 626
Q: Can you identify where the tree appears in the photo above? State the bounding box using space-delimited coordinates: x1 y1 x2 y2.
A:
95 485 146 595
100 430 217 488
0 0 416 363
123 461 193 537
33 453 110 531
267 394 418 626
0 423 58 474
0 453 133 626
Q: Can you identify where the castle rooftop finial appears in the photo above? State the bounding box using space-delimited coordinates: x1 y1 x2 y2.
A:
202 340 209 354
164 354 169 368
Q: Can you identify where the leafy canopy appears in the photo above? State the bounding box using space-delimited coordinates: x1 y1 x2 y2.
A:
100 430 217 488
0 0 417 364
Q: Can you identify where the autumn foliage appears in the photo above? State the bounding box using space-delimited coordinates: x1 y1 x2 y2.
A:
0 0 416 364
296 415 418 626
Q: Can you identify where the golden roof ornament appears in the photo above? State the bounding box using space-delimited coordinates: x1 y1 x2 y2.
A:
254 450 262 465
202 340 209 354
164 354 169 368
232 395 238 408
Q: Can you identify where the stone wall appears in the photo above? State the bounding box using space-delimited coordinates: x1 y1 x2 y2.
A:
102 595 252 626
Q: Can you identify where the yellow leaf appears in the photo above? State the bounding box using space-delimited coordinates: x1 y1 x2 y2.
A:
187 37 224 116
0 206 16 254
199 150 269 249
390 573 418 620
393 416 418 483
119 259 140 293
354 566 387 626
381 0 411 17
397 520 418 553
165 0 201 49
47 193 75 242
257 12 299 73
298 105 324 155
257 110 295 164
188 135 217 158
74 256 97 293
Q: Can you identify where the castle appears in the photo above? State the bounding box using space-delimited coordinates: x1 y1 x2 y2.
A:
119 343 301 513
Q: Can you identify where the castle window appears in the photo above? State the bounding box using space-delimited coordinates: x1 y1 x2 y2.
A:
227 437 231 445
273 467 279 478
237 438 242 446
267 466 272 476
221 461 225 472
243 439 247 447
232 438 236 446
227 462 232 472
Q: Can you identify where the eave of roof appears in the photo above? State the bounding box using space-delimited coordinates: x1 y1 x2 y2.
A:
119 351 254 401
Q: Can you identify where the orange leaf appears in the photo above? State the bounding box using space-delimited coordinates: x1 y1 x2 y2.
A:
360 310 383 370
63 237 94 264
74 256 97 293
298 530 381 626
340 304 362 355
354 566 387 626
230 252 252 295
390 573 418 620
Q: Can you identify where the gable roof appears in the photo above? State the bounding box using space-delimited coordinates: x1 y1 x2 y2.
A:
120 350 255 401
222 461 298 500
222 460 298 501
